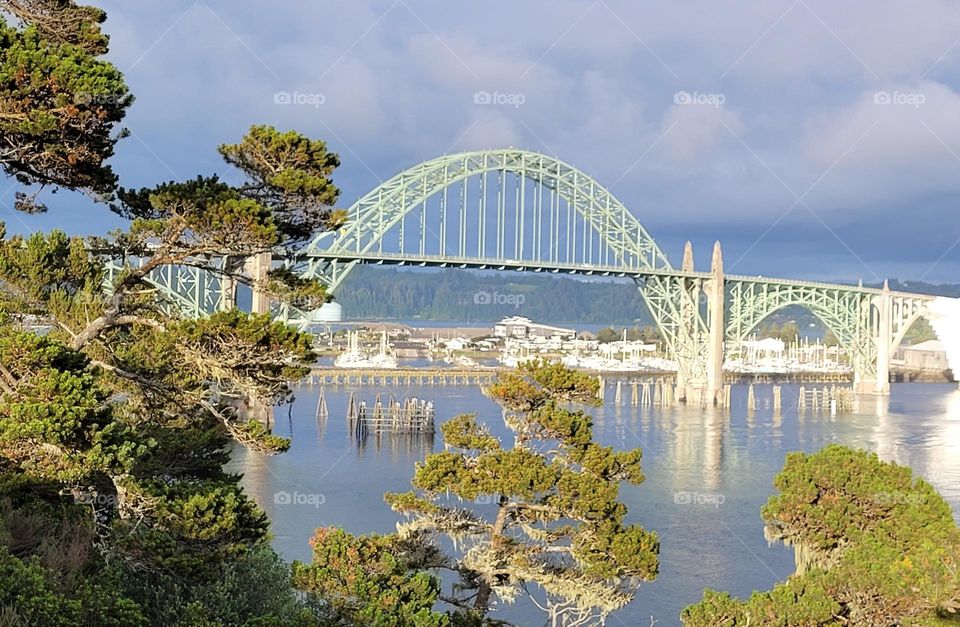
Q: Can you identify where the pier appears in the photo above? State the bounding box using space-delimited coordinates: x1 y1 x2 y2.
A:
304 367 858 415
303 367 503 387
301 366 854 388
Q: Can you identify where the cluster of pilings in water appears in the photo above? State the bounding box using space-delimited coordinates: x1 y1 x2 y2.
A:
599 377 745 409
797 385 855 413
345 392 436 438
598 377 856 414
599 378 676 407
744 384 781 412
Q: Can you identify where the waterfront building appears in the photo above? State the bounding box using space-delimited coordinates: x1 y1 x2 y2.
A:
493 316 576 340
441 337 470 351
894 340 949 371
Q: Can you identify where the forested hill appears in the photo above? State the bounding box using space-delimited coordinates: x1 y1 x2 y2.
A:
886 279 960 297
333 266 653 324
332 268 960 326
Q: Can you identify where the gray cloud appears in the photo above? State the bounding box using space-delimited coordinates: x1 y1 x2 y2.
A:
6 0 959 283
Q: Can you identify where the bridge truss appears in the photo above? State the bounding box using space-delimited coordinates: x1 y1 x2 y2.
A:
116 149 936 399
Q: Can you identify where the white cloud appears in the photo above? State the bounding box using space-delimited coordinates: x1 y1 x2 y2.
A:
803 81 960 206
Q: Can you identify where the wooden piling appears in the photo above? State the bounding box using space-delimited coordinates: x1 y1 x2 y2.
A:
316 388 328 418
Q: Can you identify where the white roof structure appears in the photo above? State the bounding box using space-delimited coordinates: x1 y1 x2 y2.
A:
495 317 574 336
903 339 944 352
498 316 532 325
743 337 785 352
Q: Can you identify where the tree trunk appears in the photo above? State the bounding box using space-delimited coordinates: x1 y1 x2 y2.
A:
474 494 509 612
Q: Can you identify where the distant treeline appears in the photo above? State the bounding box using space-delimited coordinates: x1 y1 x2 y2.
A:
333 267 955 338
334 266 652 324
886 279 960 297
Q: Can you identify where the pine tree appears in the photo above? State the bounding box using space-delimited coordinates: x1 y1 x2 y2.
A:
0 1 342 622
682 445 960 626
296 361 659 626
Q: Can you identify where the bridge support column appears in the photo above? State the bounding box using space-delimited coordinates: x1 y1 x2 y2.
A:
219 275 236 311
648 241 719 404
675 242 697 400
245 252 272 315
705 242 725 404
853 281 892 395
874 282 892 395
219 256 237 311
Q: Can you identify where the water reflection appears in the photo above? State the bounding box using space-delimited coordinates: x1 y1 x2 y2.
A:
354 431 435 460
232 382 960 625
932 391 960 495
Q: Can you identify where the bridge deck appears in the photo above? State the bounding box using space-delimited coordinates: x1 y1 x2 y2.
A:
298 250 934 299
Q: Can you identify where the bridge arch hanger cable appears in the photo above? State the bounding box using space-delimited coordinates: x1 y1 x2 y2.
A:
296 148 675 294
103 146 944 398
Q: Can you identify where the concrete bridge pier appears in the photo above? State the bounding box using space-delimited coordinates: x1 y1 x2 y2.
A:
245 252 272 315
875 282 892 395
670 241 726 405
219 256 237 311
219 275 236 311
705 242 726 404
854 281 892 396
674 242 697 401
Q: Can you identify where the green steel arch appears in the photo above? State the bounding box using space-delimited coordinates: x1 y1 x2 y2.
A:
297 149 672 293
724 279 934 387
99 145 943 397
726 280 870 346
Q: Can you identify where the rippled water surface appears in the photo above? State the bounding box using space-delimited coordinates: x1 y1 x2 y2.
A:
232 381 960 626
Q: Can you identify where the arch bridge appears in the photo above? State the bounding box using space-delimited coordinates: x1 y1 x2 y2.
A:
122 149 937 401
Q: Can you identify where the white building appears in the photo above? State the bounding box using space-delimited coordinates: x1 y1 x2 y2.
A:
442 337 470 351
895 340 949 371
493 316 575 340
741 337 785 358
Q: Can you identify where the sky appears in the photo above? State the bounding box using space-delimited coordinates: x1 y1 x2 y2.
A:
4 0 960 284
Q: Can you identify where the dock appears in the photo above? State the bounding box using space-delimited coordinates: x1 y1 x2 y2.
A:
300 366 853 388
302 367 503 387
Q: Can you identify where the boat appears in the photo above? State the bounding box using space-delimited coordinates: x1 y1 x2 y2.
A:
334 330 398 369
